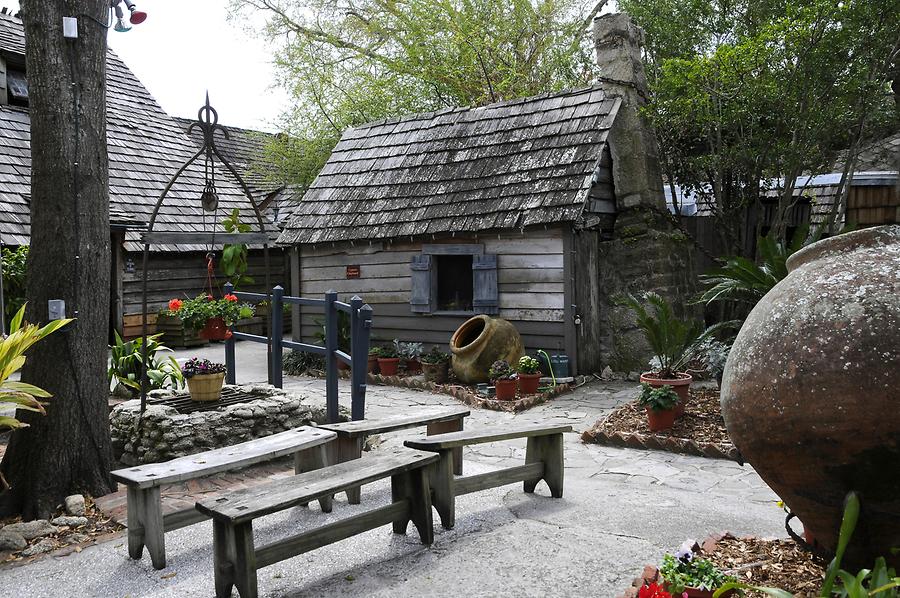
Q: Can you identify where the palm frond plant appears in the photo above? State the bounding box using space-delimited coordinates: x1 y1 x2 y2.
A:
108 331 183 397
0 304 72 430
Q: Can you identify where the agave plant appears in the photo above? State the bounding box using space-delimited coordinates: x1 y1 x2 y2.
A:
0 305 72 430
108 330 183 396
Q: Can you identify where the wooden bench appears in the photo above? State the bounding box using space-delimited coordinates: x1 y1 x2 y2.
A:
403 422 572 529
196 448 438 598
111 426 337 570
317 405 469 503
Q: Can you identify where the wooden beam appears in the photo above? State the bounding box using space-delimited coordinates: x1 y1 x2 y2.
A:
454 463 544 496
404 423 572 451
562 227 578 376
163 506 208 532
141 232 272 246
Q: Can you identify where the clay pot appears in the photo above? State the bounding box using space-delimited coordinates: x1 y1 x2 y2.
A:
517 373 542 395
367 355 379 374
336 358 350 372
640 372 691 417
377 357 400 376
199 317 231 340
450 315 524 384
422 362 449 384
405 359 422 374
494 379 517 401
721 226 900 566
646 407 676 432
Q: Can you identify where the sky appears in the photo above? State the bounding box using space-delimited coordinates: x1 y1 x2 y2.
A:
7 0 290 132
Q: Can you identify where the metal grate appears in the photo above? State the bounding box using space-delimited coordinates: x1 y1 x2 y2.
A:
148 387 270 415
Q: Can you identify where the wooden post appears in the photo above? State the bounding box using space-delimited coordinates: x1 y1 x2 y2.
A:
270 285 284 389
429 449 456 529
212 520 236 598
224 282 236 385
290 247 301 342
349 296 364 421
324 290 339 423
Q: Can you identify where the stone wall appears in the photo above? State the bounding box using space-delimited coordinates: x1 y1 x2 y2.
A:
110 385 333 465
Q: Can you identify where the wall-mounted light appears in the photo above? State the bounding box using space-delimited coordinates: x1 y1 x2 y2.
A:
110 0 147 33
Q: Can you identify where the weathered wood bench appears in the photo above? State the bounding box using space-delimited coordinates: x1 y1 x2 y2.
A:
317 405 469 503
196 448 438 598
111 426 337 570
403 422 572 529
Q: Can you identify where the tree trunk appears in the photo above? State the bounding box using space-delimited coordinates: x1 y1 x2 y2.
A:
0 0 115 519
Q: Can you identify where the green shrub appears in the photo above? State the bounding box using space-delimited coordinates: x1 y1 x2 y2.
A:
1 245 28 327
282 349 325 375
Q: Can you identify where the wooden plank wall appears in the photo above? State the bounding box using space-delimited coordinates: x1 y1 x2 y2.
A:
296 229 567 352
123 249 289 319
847 185 899 226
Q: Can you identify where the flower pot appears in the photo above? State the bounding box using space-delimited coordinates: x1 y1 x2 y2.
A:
646 407 676 432
641 372 692 417
187 372 226 402
377 357 400 376
405 358 422 374
722 226 900 566
367 355 379 374
517 373 542 395
199 317 232 341
337 358 350 372
450 315 524 384
494 379 517 401
422 361 449 384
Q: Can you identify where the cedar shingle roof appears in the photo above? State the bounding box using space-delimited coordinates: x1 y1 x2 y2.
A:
0 13 277 251
277 84 621 245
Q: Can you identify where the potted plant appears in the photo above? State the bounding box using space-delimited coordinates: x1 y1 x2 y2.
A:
489 360 517 401
660 543 737 597
638 383 679 432
171 294 254 340
421 346 451 384
620 292 726 416
182 358 227 402
367 346 382 374
516 355 542 394
395 339 424 374
108 331 183 398
376 344 401 376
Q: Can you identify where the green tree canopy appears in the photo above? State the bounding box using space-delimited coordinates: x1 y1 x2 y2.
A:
231 0 607 189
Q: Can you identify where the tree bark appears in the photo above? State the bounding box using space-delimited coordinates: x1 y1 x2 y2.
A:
0 0 115 519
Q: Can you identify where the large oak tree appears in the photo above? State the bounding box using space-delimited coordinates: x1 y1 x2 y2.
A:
0 0 115 519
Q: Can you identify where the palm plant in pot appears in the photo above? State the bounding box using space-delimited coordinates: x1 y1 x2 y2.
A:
376 344 400 376
621 292 727 416
638 383 679 431
489 360 517 401
516 355 542 395
182 358 227 402
421 347 451 384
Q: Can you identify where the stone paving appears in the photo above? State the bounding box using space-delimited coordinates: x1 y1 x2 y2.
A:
0 341 786 597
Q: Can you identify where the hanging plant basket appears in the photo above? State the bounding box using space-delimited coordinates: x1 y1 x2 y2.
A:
199 317 232 340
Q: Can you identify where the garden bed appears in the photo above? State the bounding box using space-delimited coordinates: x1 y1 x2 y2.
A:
581 389 741 461
620 533 826 598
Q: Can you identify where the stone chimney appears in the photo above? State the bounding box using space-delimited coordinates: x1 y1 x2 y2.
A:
591 13 699 372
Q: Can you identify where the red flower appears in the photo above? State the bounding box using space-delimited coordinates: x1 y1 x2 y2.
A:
639 583 672 598
224 294 238 302
207 295 214 301
168 298 183 312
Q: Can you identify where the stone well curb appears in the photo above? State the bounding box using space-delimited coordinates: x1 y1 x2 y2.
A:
580 427 742 462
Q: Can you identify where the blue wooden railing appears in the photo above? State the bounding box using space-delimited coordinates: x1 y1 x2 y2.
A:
223 282 373 423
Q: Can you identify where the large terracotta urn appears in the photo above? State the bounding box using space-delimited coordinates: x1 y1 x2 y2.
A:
721 226 900 566
450 315 524 384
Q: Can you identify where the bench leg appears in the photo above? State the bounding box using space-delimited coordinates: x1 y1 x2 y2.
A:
294 444 333 513
390 468 434 545
390 473 411 535
232 522 258 598
427 417 464 475
333 436 364 504
142 486 167 569
524 434 565 498
429 450 455 529
126 486 145 560
213 521 236 598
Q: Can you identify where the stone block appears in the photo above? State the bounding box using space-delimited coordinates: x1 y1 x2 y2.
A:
64 494 86 516
3 520 57 540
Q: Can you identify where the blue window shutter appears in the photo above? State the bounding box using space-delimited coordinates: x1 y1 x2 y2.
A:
472 254 499 315
410 254 433 313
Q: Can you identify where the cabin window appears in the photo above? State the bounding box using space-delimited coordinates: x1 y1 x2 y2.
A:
410 244 498 315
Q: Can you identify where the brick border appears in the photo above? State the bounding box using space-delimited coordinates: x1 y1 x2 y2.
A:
365 373 572 412
580 427 742 462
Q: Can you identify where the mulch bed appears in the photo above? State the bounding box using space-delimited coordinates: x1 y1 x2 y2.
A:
0 497 124 566
621 533 826 598
581 388 741 461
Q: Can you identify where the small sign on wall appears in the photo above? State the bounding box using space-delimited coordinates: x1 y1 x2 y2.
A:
346 265 361 279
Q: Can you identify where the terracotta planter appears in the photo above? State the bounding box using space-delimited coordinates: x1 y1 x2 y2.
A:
721 226 900 566
641 372 691 417
367 355 379 374
450 315 524 384
405 359 422 374
646 407 676 432
422 361 449 384
377 357 400 376
199 317 232 341
337 358 350 372
517 373 542 395
494 379 517 401
186 372 225 402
